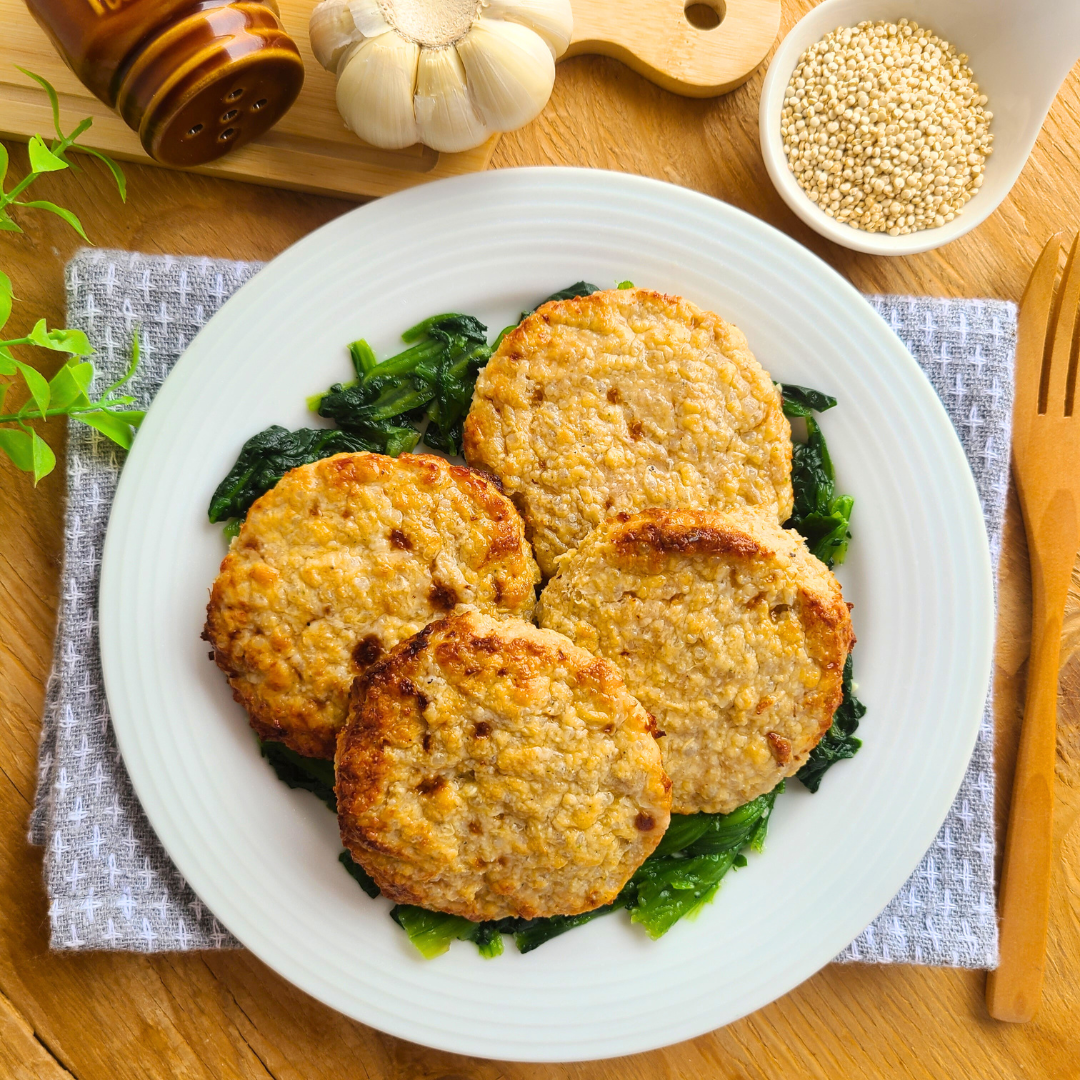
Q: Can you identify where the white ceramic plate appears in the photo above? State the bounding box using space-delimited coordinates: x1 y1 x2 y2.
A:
99 168 993 1062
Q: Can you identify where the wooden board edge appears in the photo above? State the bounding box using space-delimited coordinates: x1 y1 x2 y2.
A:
0 95 500 202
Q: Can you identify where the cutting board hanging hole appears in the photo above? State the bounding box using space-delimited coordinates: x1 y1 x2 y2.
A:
684 2 724 31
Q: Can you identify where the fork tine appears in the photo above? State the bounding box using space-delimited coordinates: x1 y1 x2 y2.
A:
1015 233 1063 420
1045 233 1080 415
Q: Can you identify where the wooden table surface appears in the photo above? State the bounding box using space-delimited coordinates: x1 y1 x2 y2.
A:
2 3 1080 1077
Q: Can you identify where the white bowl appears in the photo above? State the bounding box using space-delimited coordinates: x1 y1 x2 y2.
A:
759 0 1080 255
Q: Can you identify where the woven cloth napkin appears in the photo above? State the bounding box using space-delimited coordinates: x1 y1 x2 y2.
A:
30 249 1014 964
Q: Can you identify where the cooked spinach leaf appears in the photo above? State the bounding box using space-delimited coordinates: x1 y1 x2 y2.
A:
796 654 865 792
534 281 601 308
624 785 782 939
258 737 337 811
779 384 865 791
311 314 492 457
208 426 378 523
391 904 505 959
386 901 625 959
514 281 603 324
501 905 625 954
339 849 381 899
782 386 853 568
780 383 838 418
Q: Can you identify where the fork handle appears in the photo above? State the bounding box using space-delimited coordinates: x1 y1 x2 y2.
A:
985 560 1068 1022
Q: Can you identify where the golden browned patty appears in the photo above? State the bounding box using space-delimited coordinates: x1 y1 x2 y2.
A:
336 610 672 921
463 288 793 575
204 453 540 759
536 508 855 814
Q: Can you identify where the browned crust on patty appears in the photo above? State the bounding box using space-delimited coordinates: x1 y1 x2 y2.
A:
335 611 672 920
606 508 767 562
536 507 855 813
204 452 540 760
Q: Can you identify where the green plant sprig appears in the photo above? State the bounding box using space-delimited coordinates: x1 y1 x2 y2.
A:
1 69 136 485
1 67 126 238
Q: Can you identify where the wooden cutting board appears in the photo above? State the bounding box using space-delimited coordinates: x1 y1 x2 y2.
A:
0 0 779 200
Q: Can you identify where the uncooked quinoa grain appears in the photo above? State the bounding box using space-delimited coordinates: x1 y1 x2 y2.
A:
781 19 993 236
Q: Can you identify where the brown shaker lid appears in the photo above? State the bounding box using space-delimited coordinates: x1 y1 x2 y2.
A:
115 2 305 168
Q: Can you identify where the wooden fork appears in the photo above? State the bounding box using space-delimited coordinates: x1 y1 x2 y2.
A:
986 233 1080 1022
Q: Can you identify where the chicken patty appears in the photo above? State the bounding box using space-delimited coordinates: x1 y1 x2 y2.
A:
537 508 854 814
205 453 540 759
463 288 793 575
336 610 672 921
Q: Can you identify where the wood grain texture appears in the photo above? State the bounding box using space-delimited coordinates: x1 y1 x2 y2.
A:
567 0 780 97
1 0 1079 1075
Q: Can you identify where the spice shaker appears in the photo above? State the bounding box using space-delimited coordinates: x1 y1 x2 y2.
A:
23 0 305 167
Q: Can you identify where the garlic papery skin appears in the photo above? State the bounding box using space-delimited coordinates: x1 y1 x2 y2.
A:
309 0 359 72
310 0 571 153
346 0 394 40
309 0 391 73
455 18 554 132
415 47 492 153
481 0 573 60
336 33 420 150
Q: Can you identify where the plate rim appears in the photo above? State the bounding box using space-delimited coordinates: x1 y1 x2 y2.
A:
99 165 994 1062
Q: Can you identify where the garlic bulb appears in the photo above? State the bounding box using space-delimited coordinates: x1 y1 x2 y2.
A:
309 0 573 153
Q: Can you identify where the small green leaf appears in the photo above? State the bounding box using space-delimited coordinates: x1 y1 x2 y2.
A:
0 142 8 188
17 67 63 139
617 280 634 289
27 320 94 356
15 200 88 241
0 427 34 471
76 408 139 449
27 135 68 174
47 360 94 410
70 359 94 394
13 360 49 416
0 347 16 376
77 145 126 202
0 210 22 233
30 430 55 484
0 270 11 332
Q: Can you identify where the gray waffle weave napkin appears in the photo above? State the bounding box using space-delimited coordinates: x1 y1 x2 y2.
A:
30 249 1014 964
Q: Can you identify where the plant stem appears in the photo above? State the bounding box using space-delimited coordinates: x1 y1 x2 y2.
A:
0 173 41 205
0 402 134 424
